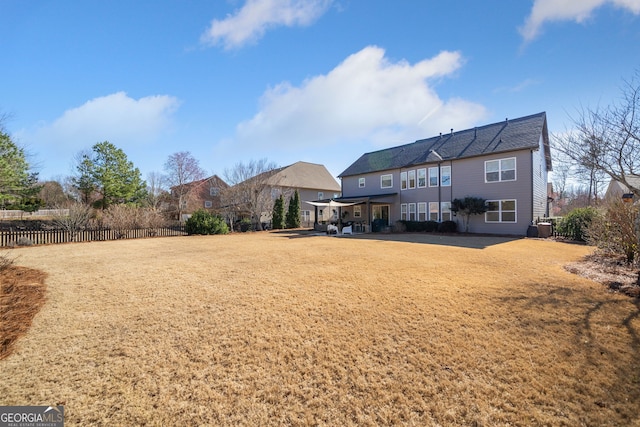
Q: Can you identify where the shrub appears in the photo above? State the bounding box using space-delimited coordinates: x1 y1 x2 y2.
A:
425 221 440 232
185 210 229 235
0 252 15 271
438 220 457 233
557 207 599 242
587 200 639 265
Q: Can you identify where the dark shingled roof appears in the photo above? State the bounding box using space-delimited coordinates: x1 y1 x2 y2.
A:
339 112 550 177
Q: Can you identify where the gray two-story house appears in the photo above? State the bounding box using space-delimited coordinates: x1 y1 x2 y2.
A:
336 112 552 235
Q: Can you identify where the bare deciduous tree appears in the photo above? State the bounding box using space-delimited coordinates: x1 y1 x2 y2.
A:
164 152 206 221
553 70 640 199
221 159 278 231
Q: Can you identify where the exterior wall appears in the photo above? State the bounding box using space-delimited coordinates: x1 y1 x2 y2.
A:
341 148 543 235
531 135 549 220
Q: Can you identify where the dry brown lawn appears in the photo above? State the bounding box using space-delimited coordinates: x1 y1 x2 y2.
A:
1 231 639 426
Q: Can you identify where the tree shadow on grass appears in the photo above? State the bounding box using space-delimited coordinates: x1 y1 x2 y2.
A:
498 284 640 422
274 229 522 249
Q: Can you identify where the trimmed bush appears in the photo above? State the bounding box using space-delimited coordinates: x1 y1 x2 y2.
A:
438 220 457 233
557 207 599 242
185 210 229 235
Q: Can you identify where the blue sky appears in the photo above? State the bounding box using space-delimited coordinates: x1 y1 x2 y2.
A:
2 0 639 183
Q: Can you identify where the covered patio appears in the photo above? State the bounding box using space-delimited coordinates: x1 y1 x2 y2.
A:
306 193 397 233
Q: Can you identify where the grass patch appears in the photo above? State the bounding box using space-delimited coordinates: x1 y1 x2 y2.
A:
0 232 639 426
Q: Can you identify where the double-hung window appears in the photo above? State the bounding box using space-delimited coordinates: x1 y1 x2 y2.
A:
428 202 439 221
408 170 416 189
440 166 451 186
417 168 426 188
401 203 408 220
359 177 365 188
428 167 439 187
381 174 393 189
485 158 516 183
400 172 407 190
441 201 452 221
418 202 427 221
408 203 416 221
485 200 517 222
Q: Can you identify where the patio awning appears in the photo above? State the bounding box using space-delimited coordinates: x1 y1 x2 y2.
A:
304 199 360 208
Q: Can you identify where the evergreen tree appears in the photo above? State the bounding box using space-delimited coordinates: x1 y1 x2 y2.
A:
272 194 285 229
286 190 301 229
73 141 147 209
0 131 41 210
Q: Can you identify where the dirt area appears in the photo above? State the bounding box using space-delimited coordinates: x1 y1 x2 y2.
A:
1 232 639 426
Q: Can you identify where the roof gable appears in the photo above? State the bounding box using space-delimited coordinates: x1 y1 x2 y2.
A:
268 161 341 192
339 112 549 177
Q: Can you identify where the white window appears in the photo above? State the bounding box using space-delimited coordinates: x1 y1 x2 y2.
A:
428 167 439 187
440 166 451 187
400 171 407 190
408 170 416 189
381 174 393 189
418 202 427 221
441 201 452 221
417 168 426 188
400 203 407 220
359 177 365 188
354 206 361 218
301 210 310 223
485 158 516 183
408 203 416 221
318 192 324 200
210 187 219 196
485 200 517 222
271 188 279 199
204 200 213 208
429 202 439 221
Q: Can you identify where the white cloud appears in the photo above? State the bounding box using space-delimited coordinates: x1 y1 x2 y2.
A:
234 46 487 151
38 92 180 149
201 0 333 49
520 0 640 41
17 92 180 177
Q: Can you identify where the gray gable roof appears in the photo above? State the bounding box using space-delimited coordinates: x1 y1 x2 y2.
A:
339 112 550 177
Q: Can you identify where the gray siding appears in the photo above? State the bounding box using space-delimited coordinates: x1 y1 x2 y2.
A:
531 135 549 220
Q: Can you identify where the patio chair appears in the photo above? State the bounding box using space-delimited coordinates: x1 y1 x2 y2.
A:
342 225 353 235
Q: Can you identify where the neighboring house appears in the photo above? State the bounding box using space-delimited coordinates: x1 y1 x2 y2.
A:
336 112 552 235
604 175 640 203
263 161 341 227
170 175 228 221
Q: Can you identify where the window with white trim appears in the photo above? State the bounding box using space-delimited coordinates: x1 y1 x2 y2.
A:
428 167 439 187
401 203 408 220
210 187 219 196
441 201 452 221
485 199 517 222
354 206 361 218
418 202 427 221
440 166 451 187
485 158 516 183
318 192 324 200
408 170 416 189
301 210 310 223
400 171 407 190
408 203 416 221
429 202 439 221
381 174 393 189
359 177 365 188
204 200 213 208
417 168 426 188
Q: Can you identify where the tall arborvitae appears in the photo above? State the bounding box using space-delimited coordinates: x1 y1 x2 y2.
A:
286 190 301 229
272 194 285 229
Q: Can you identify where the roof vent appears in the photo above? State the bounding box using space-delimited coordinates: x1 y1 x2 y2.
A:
474 127 477 138
450 128 454 135
439 132 442 138
505 118 509 124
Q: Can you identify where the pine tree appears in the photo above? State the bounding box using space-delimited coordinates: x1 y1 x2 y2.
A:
286 190 301 229
272 194 285 229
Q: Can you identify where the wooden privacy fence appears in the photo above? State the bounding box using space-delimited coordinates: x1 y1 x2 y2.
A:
0 226 187 247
